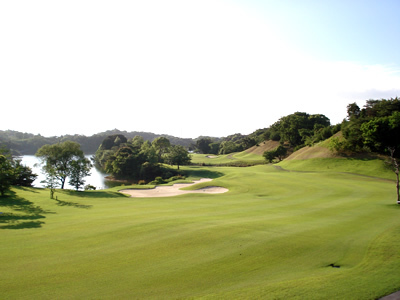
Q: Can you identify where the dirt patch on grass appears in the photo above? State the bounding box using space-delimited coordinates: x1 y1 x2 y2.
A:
285 145 335 160
245 140 280 156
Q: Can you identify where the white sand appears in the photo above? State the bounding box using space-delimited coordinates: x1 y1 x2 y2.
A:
119 178 228 198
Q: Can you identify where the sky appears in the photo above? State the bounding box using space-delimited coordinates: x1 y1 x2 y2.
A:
1 0 400 138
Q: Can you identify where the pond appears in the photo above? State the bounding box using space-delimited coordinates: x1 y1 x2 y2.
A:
19 155 117 190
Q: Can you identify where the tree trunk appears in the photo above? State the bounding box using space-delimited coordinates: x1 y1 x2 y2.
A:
61 177 66 189
388 147 400 204
396 170 400 204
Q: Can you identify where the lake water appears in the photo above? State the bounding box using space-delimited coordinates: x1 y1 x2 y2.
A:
20 155 112 190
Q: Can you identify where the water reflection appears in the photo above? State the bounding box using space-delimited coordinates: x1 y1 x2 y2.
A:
19 155 114 190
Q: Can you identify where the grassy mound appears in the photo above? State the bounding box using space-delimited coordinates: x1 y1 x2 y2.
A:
278 133 394 180
1 164 399 299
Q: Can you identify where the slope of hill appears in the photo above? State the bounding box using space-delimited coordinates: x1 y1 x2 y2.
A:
284 132 341 161
278 133 395 180
190 140 280 166
244 140 280 155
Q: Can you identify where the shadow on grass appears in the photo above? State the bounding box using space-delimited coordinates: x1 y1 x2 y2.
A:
14 186 41 193
0 190 54 230
0 213 45 229
58 189 127 198
55 199 92 209
385 203 400 209
184 167 225 179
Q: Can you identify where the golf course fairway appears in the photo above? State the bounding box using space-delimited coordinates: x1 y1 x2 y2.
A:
1 164 399 299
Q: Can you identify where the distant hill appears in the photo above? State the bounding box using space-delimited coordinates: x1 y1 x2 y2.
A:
0 129 197 155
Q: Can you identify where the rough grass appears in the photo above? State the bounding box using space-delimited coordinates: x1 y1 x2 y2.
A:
1 164 399 299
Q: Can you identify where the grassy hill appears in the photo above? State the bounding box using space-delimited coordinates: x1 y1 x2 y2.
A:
277 133 395 180
191 136 394 181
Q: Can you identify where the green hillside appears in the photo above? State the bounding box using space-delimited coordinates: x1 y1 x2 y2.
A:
277 133 395 180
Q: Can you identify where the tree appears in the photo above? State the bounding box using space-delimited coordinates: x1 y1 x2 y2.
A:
388 148 400 204
139 162 162 181
99 134 128 150
219 140 241 155
140 141 158 164
41 171 60 199
196 138 212 154
0 146 38 194
166 145 192 170
209 142 221 155
152 137 171 162
263 145 287 163
272 112 330 147
69 157 92 191
12 159 37 187
275 145 288 161
36 141 87 189
0 155 14 196
131 135 145 147
346 102 361 120
105 145 146 179
342 98 400 152
263 150 276 163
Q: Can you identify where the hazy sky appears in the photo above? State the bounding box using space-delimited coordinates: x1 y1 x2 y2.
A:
1 0 400 138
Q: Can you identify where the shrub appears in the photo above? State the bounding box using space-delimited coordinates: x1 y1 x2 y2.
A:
84 184 96 190
149 177 166 185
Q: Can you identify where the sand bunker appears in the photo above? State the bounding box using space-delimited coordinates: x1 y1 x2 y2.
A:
119 178 228 198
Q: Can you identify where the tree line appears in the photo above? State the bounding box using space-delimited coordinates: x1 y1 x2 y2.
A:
195 112 340 159
0 129 195 155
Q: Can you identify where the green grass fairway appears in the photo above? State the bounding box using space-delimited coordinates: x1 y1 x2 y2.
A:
191 152 265 166
1 164 400 299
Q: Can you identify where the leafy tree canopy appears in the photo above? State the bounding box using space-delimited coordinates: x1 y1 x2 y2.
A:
270 112 331 147
341 97 400 154
95 135 189 182
36 141 90 189
0 147 37 196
